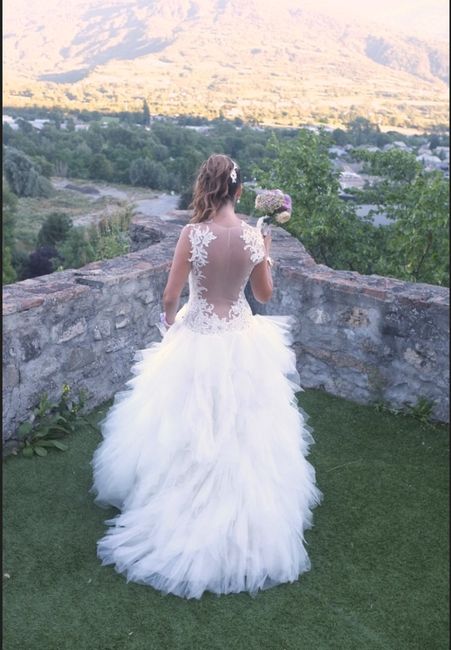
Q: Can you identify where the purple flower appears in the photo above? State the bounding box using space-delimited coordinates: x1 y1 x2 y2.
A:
283 194 292 211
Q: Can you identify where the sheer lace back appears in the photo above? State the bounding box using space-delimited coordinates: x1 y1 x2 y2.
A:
183 220 266 334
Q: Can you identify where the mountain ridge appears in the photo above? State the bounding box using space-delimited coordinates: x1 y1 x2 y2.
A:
3 0 449 129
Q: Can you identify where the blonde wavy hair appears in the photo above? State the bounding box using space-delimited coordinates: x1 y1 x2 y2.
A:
189 154 241 223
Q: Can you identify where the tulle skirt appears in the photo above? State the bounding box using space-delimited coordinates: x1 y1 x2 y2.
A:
90 307 323 599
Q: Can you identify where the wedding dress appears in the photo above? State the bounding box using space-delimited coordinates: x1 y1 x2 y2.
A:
90 218 322 599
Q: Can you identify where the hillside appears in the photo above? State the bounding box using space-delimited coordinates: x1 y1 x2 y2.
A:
3 0 449 129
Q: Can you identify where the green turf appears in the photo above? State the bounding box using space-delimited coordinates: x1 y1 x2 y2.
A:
3 390 449 650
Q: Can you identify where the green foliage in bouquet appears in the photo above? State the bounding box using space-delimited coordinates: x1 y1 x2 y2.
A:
4 384 93 459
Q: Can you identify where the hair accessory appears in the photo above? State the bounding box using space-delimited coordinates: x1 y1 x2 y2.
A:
230 161 238 184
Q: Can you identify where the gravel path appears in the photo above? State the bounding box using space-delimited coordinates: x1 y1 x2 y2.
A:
51 177 181 225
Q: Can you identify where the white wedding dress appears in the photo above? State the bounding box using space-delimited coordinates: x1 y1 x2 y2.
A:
90 218 322 599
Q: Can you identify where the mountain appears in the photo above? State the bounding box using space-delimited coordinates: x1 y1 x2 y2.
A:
3 0 449 129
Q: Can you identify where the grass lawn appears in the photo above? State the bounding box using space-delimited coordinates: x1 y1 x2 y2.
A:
3 390 449 650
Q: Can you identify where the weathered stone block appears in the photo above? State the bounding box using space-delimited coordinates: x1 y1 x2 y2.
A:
115 316 130 329
306 307 331 324
19 332 42 362
63 347 96 372
52 318 88 344
136 289 156 304
340 306 370 327
3 365 20 387
105 337 129 353
94 320 112 339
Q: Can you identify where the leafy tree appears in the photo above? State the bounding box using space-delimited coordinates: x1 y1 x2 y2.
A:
254 129 378 272
129 158 168 189
3 247 16 284
37 213 73 247
352 149 449 285
237 186 256 216
2 123 14 145
143 100 151 127
152 143 169 161
52 109 65 129
353 148 421 183
428 134 440 150
105 125 135 148
381 171 449 285
86 127 105 153
33 155 54 178
2 185 18 283
89 153 113 181
4 148 53 197
347 117 380 146
59 228 97 269
58 208 132 270
331 128 348 146
16 118 34 135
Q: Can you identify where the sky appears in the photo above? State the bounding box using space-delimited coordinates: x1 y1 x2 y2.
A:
3 0 449 41
300 0 449 39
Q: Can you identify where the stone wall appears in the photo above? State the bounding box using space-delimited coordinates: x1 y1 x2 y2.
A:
2 213 449 441
269 230 449 423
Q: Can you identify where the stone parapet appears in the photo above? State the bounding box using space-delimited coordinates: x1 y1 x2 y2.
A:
2 211 449 440
269 227 448 422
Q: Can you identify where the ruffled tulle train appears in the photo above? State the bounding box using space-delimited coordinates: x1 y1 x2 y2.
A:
90 309 322 599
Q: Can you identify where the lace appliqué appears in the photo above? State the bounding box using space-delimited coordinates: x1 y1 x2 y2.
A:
183 223 253 335
184 278 253 335
187 224 217 271
240 223 265 264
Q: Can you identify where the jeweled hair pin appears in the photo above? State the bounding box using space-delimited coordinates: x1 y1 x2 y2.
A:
230 162 238 183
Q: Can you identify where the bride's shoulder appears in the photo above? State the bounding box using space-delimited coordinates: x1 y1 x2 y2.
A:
240 219 257 231
239 221 265 262
240 220 263 239
182 221 207 232
179 222 200 237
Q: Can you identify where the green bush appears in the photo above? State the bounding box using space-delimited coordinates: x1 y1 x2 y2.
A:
2 184 18 284
37 212 73 247
4 384 91 459
4 148 53 198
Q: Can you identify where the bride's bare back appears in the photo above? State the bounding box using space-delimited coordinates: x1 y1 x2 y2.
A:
163 219 270 333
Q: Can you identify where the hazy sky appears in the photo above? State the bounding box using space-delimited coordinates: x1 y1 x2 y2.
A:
3 0 449 41
301 0 449 38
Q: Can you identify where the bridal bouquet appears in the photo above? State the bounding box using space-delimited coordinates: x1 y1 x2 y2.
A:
254 189 292 234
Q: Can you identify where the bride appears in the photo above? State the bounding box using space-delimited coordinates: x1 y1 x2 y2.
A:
90 153 322 599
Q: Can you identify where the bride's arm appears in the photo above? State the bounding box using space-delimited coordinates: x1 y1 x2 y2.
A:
249 231 273 303
162 226 191 324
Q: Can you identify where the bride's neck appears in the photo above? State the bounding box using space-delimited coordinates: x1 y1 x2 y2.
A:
211 201 238 222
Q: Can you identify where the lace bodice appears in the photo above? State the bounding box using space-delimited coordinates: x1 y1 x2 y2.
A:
180 220 266 334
